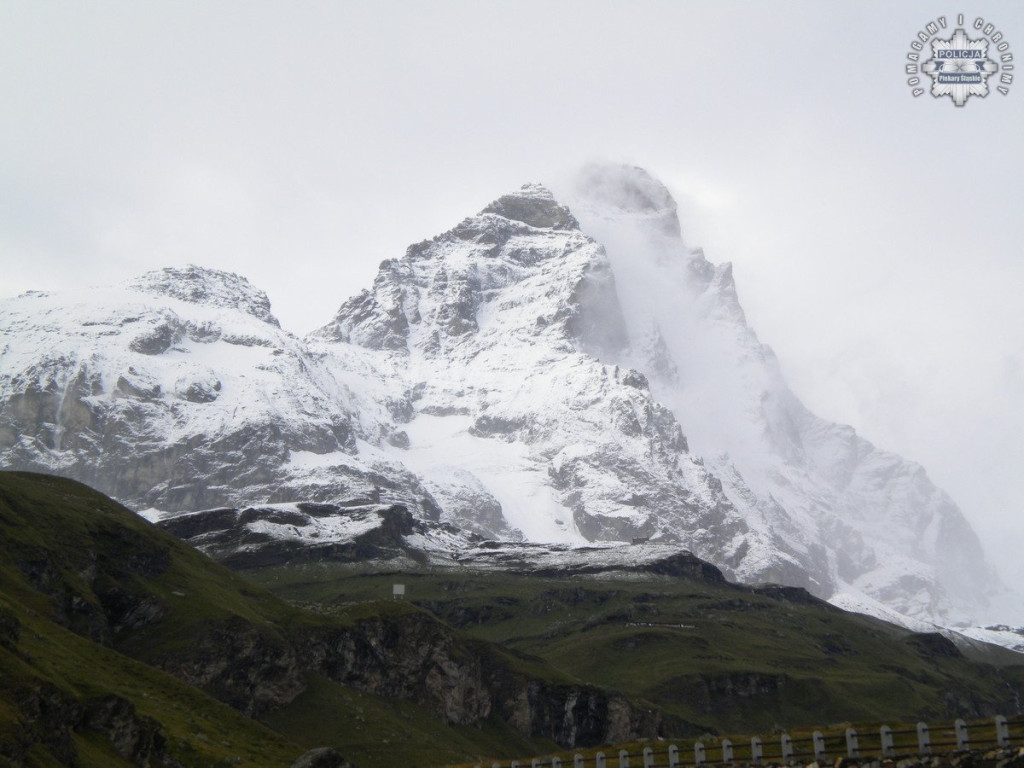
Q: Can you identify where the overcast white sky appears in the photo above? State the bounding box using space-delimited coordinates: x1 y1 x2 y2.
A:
2 2 1023 592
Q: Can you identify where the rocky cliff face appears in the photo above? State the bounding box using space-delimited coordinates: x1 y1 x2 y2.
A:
162 607 696 746
3 682 172 767
12 517 692 746
307 182 773 568
0 168 1006 629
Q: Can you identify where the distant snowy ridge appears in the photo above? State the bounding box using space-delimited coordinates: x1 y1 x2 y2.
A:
0 165 1015 634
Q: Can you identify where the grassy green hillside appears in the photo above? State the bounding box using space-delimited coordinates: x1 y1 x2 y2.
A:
3 470 1022 768
0 591 302 767
0 472 577 766
249 563 1024 735
0 471 306 766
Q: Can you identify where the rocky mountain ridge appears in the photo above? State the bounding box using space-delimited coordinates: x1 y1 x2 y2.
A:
0 165 1010 632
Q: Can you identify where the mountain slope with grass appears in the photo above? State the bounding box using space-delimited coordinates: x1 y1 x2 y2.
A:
248 555 1024 740
0 471 308 766
0 471 705 766
2 471 1024 766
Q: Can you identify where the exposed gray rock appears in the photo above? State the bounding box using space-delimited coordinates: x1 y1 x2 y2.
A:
174 372 221 403
158 502 425 570
158 615 305 717
129 264 280 326
2 682 173 767
129 317 184 355
480 183 580 230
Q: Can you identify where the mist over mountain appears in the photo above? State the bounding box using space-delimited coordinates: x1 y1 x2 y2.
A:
0 165 1015 633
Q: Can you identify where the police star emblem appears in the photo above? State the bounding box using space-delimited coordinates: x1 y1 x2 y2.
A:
922 28 998 106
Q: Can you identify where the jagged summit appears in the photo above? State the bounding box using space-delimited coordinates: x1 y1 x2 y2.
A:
310 181 610 354
479 183 580 230
128 265 280 326
305 183 734 547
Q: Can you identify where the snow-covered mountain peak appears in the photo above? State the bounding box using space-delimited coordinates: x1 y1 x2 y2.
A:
297 179 755 548
127 265 280 327
310 182 618 357
478 183 580 231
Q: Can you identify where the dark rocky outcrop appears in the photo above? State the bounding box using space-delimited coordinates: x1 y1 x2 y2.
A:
290 610 701 746
128 317 184 355
904 632 965 659
131 604 699 747
1 682 172 767
752 583 824 606
157 502 419 570
298 612 491 726
129 265 281 327
291 747 352 768
480 184 580 230
639 551 727 583
481 664 695 747
13 523 172 646
157 615 306 717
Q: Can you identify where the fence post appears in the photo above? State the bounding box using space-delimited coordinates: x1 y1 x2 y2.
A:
956 719 969 751
574 755 584 768
512 762 519 768
812 731 826 761
917 722 931 755
553 758 562 768
781 733 793 763
722 739 734 764
751 737 763 765
596 752 606 768
668 744 680 768
845 728 859 758
694 741 706 766
532 760 541 768
619 749 629 768
643 746 654 768
997 715 1010 748
880 725 895 758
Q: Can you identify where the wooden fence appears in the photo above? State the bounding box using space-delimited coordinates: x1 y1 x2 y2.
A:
471 715 1021 768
